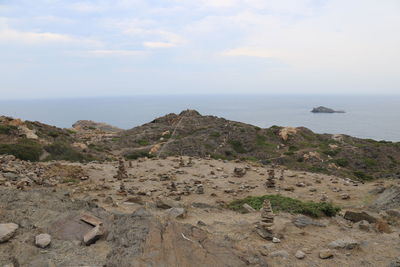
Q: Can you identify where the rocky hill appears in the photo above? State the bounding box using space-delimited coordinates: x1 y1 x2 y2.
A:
1 111 400 181
97 110 400 181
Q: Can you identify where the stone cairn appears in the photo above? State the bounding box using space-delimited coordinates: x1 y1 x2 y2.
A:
179 157 185 167
115 158 128 180
265 169 276 188
279 169 285 181
256 199 275 240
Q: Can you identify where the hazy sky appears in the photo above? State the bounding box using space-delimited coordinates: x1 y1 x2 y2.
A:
1 0 399 99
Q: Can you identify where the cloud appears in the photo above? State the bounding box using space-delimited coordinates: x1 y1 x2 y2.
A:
143 41 176 48
221 47 278 58
0 28 95 45
88 49 146 56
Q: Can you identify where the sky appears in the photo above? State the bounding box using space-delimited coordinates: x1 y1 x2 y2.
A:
0 0 399 99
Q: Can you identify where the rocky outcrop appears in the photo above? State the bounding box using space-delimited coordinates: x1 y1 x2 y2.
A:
371 186 400 210
311 106 345 113
72 120 122 133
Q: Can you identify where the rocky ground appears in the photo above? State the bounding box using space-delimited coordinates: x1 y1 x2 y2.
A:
1 155 400 266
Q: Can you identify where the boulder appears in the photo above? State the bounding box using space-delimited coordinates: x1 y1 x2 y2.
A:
319 249 334 259
167 208 187 219
35 233 51 248
242 203 256 213
0 223 18 243
83 225 103 246
344 211 378 223
372 186 400 210
270 250 289 258
156 198 182 209
328 238 360 250
356 220 371 231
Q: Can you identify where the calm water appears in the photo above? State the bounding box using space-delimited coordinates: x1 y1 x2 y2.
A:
0 95 399 141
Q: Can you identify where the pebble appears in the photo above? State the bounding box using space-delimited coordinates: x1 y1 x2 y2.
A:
295 250 306 259
35 233 51 248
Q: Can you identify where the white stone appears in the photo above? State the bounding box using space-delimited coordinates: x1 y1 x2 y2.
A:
272 237 281 243
35 233 51 248
0 223 18 243
295 250 306 259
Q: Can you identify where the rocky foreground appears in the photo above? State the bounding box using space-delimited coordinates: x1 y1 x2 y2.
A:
1 154 400 266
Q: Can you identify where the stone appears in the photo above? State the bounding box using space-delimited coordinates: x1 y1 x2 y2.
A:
295 250 306 259
35 233 51 248
292 216 326 228
195 184 204 194
344 211 378 223
156 198 182 209
328 238 360 250
270 250 289 258
242 203 256 213
0 223 18 243
167 208 187 219
319 249 334 259
233 167 246 177
356 220 371 231
83 225 103 246
272 237 281 243
341 193 350 200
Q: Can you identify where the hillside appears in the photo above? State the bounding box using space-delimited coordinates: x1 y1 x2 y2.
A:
1 111 400 181
97 110 400 181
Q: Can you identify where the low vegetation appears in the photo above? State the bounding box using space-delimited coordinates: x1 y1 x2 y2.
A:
228 195 340 218
0 125 18 135
44 142 93 162
0 139 43 161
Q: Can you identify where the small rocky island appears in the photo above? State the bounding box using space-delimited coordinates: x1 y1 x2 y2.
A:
311 106 345 113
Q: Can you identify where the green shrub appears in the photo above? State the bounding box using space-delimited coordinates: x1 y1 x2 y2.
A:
363 158 378 168
228 195 340 218
210 132 221 138
308 166 330 174
0 125 18 135
334 158 349 167
137 139 149 146
0 139 43 161
229 140 246 153
321 149 340 156
288 145 299 152
44 142 90 162
47 131 60 138
124 151 154 160
353 171 373 181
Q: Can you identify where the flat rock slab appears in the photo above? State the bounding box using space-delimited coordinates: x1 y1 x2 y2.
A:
0 223 18 243
49 214 93 241
328 238 360 250
292 216 326 228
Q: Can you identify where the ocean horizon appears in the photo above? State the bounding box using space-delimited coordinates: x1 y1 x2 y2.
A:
1 94 399 142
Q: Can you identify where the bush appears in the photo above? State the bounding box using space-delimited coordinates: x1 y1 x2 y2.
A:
353 171 373 181
229 140 246 153
124 151 154 160
210 132 221 138
0 139 43 161
334 158 349 167
228 195 340 218
137 139 149 146
0 125 18 135
44 142 90 162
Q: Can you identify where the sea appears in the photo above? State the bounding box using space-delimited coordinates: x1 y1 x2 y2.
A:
0 94 399 142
